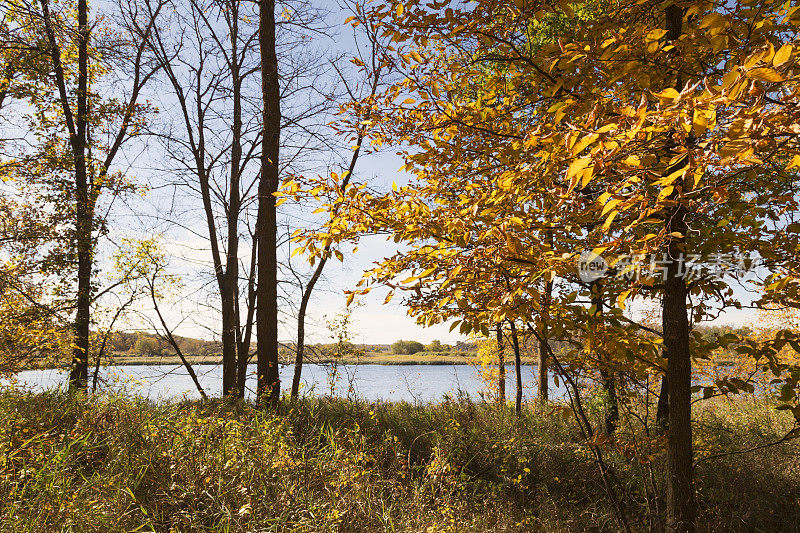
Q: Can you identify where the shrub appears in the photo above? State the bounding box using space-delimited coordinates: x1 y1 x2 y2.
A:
391 340 425 354
426 340 442 352
405 341 424 354
133 336 160 356
0 390 796 531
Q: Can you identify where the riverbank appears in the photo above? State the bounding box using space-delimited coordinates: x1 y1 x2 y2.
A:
38 352 539 368
0 390 796 531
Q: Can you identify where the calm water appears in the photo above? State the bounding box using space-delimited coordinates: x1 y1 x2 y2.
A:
3 364 567 403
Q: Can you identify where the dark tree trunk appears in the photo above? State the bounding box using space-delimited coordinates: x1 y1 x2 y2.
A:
41 0 159 392
68 0 91 391
496 323 505 404
220 287 238 396
600 368 619 434
538 278 552 402
223 2 244 397
662 5 695 531
656 374 669 429
509 320 522 415
237 234 257 395
256 0 281 407
149 0 250 399
663 221 694 532
590 281 618 434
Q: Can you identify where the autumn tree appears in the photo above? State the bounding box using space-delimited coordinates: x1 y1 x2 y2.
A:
292 1 800 531
0 0 164 388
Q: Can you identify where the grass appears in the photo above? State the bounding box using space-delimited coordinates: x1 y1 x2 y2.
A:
0 389 796 532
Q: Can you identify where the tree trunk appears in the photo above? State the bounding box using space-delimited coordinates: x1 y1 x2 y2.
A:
538 278 552 402
237 234 257 395
591 280 618 434
663 221 694 532
256 0 281 407
223 3 244 398
662 5 695 531
509 320 522 415
600 368 618 434
496 323 505 404
68 0 91 392
656 374 669 429
220 286 238 396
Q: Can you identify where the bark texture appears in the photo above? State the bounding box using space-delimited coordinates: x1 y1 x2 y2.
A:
257 0 281 407
663 5 695 531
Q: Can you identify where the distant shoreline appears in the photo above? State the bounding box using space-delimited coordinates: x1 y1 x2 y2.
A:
25 353 540 370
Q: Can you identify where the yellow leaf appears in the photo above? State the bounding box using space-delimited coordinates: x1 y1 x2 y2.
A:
567 157 591 182
646 29 668 41
588 246 607 261
656 166 685 187
617 289 631 310
699 12 726 30
787 155 800 170
692 108 708 137
747 67 785 82
601 210 618 231
572 133 599 156
653 88 680 103
419 266 436 278
402 98 416 105
580 167 594 189
601 198 621 216
657 185 674 200
622 155 641 167
396 3 404 17
595 124 616 134
774 44 793 66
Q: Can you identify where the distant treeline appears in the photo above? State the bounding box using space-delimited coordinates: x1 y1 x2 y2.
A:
107 326 751 360
102 331 223 357
111 332 480 359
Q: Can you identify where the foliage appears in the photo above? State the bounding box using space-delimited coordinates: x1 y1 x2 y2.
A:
472 335 507 402
0 281 71 373
0 390 796 532
0 198 72 373
291 0 800 406
0 0 162 386
425 339 450 352
285 3 800 526
390 340 425 355
133 336 160 356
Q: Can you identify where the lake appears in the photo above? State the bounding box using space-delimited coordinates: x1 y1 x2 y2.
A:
3 363 568 403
